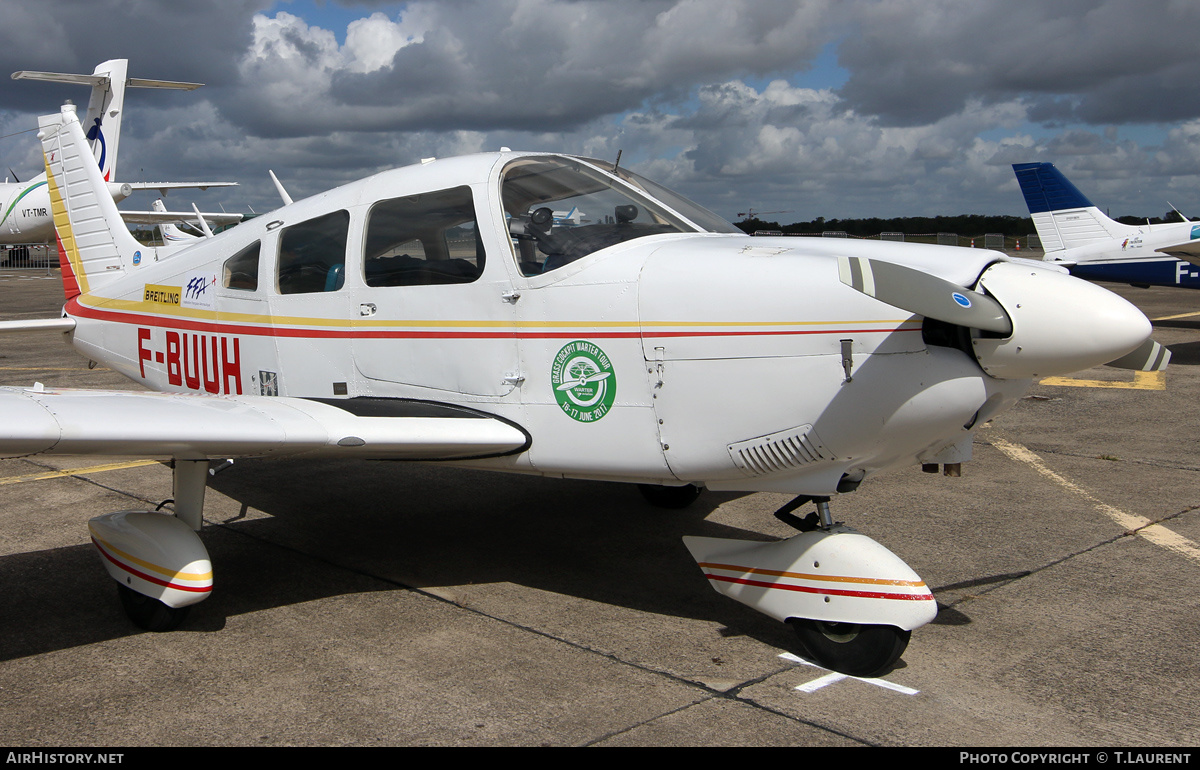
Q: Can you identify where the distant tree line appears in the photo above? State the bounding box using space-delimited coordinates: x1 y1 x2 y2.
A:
1114 210 1189 227
735 210 1191 237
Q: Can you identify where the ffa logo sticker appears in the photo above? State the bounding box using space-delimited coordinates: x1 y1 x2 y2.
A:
552 340 616 422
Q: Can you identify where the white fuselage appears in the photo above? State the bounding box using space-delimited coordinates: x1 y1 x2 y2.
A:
0 177 54 244
60 153 1030 496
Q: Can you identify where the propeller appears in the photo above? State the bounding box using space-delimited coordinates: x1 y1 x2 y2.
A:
837 256 1163 378
837 256 1011 335
1105 338 1171 371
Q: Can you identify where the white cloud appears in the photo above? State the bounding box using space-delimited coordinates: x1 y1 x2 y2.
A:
6 0 1200 220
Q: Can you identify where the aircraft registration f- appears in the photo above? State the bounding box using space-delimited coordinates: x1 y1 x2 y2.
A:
0 102 1168 677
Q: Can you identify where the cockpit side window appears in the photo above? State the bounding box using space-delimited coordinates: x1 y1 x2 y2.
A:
277 211 349 295
363 186 483 287
222 241 260 291
501 157 700 276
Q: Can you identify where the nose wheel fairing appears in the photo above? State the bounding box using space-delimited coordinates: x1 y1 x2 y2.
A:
684 527 937 632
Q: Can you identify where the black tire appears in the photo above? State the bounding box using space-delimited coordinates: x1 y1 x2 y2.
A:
118 584 190 632
789 619 910 677
637 483 702 509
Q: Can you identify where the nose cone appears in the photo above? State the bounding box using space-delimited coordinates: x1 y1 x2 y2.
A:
971 262 1151 379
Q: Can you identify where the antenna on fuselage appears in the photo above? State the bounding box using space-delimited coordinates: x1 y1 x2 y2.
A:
613 149 622 172
269 169 293 206
191 203 215 238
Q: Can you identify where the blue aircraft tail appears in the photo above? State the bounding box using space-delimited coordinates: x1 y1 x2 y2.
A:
1012 162 1095 214
1012 162 1131 253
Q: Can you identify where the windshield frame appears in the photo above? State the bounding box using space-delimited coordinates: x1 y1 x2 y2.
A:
581 158 742 235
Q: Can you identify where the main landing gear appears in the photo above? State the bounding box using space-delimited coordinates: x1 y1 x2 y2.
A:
88 460 214 632
684 495 936 678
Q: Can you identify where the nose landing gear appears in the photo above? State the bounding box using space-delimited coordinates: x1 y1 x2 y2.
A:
788 618 912 678
685 496 935 678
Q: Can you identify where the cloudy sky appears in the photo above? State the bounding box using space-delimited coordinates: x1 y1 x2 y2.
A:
1 0 1199 225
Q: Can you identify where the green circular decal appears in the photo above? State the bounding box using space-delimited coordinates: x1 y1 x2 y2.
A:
551 341 616 422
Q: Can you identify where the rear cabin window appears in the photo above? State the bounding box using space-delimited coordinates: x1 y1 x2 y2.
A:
363 186 483 287
222 241 260 291
277 210 350 295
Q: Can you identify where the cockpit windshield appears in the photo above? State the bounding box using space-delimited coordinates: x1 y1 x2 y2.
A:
502 156 733 276
587 160 742 236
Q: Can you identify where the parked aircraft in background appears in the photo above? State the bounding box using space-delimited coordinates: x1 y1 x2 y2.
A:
0 102 1168 677
151 199 203 246
0 59 236 246
1013 162 1200 289
116 199 242 249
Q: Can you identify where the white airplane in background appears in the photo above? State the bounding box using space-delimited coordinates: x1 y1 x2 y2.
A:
1 59 237 246
120 199 242 249
1013 162 1200 289
151 199 203 246
0 102 1170 677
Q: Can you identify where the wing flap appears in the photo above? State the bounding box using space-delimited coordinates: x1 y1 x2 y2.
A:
0 387 528 461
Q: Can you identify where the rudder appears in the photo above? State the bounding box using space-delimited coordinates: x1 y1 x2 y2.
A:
40 103 146 298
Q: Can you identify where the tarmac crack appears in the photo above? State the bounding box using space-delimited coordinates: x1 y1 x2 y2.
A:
205 512 876 747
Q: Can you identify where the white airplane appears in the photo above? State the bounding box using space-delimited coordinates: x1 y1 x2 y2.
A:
122 199 242 248
1 59 236 246
1014 162 1200 289
0 102 1170 677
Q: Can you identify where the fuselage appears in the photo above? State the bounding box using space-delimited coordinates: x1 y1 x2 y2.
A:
0 176 53 244
1051 220 1200 288
60 152 1030 495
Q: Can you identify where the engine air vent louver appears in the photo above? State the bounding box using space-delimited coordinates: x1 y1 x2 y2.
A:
728 425 832 476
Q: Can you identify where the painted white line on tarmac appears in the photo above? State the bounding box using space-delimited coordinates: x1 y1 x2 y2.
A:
990 436 1200 566
779 652 920 695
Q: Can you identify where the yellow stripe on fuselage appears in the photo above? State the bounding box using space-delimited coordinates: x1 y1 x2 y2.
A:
75 292 916 332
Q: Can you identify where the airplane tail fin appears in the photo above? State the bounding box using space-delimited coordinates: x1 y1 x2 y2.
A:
14 59 201 183
1012 162 1135 254
39 103 147 298
152 199 202 246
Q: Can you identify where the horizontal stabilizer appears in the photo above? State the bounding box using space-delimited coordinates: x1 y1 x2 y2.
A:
119 209 243 227
0 387 529 461
11 70 201 91
126 181 238 195
0 318 75 335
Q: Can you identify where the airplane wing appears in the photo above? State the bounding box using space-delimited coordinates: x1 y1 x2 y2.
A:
125 182 238 195
0 386 529 461
118 209 244 227
1155 240 1200 266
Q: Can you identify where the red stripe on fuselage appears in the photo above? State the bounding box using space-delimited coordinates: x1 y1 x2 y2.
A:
65 297 919 341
